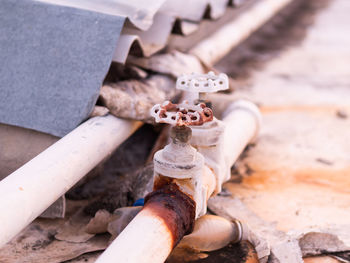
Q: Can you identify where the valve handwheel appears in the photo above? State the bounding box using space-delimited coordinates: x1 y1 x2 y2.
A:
150 101 213 126
176 71 229 94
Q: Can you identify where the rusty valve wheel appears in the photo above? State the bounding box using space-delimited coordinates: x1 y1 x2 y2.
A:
150 101 213 126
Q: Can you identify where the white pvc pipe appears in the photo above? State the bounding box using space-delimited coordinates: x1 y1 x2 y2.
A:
96 100 261 263
222 100 262 169
190 0 294 66
95 208 173 263
0 115 142 247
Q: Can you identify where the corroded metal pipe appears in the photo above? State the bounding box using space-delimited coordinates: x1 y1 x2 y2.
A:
144 184 195 248
95 184 195 263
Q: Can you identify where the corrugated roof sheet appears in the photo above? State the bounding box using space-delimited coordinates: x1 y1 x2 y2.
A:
112 0 249 63
112 12 176 62
37 0 166 30
160 0 229 21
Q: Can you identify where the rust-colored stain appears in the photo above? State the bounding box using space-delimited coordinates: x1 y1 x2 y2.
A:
237 167 350 193
260 105 350 115
294 168 350 193
144 183 196 248
153 174 174 191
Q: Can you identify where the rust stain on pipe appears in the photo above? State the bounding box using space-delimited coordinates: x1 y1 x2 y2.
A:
153 174 174 191
260 105 350 115
144 183 196 248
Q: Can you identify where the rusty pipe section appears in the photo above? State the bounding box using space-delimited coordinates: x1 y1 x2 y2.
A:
144 184 196 246
95 183 196 263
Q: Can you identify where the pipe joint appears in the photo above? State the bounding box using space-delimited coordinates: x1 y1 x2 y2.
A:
153 126 207 218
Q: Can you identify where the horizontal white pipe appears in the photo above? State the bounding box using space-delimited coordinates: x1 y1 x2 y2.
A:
96 100 261 263
95 208 173 263
190 0 294 66
0 115 142 247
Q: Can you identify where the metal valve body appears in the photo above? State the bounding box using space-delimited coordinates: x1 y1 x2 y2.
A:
177 72 231 194
190 118 228 194
151 101 215 218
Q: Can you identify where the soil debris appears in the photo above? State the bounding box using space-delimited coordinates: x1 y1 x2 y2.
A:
85 210 114 235
167 241 258 263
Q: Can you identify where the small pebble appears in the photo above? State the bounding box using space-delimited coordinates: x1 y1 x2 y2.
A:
336 109 348 119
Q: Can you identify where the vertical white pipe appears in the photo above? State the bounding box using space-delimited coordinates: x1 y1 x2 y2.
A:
222 100 262 169
0 115 142 247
